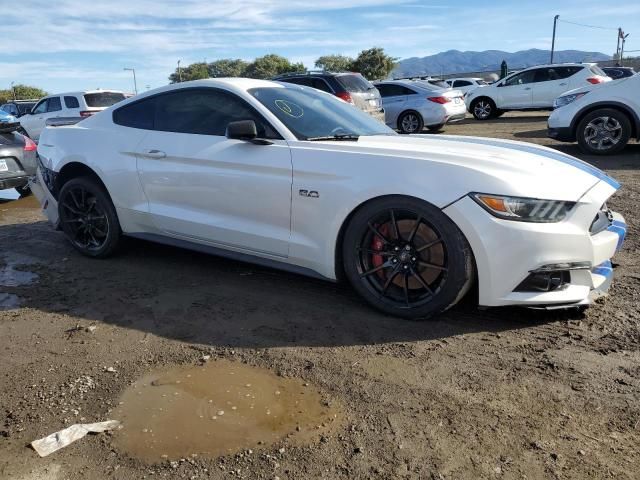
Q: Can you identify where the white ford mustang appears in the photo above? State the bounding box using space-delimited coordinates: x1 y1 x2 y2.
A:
31 78 627 319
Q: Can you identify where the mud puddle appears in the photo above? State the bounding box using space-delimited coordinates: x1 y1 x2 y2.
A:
112 360 340 463
0 253 39 287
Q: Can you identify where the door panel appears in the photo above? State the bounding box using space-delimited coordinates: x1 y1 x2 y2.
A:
137 132 293 257
497 70 535 108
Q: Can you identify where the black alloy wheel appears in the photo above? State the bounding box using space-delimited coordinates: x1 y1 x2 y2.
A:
58 177 121 258
343 197 474 319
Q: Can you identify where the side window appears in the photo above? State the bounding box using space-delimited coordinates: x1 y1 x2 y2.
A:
32 99 48 114
47 97 62 112
311 78 332 93
400 86 418 95
555 66 583 79
453 80 472 87
64 96 80 109
153 89 280 138
376 84 391 97
378 84 409 97
113 97 156 130
504 70 535 86
283 77 312 87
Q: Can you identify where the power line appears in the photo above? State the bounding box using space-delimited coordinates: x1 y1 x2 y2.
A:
557 18 618 31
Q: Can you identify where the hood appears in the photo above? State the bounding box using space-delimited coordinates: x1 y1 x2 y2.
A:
350 134 618 201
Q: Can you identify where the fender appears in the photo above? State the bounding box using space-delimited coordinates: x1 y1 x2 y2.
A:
570 101 640 139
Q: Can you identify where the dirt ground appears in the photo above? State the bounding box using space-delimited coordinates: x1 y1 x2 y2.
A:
1 112 639 480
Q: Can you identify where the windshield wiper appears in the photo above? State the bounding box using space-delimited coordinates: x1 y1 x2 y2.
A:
306 134 360 141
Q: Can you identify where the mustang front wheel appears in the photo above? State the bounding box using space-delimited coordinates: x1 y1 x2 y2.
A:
58 177 121 258
343 196 474 319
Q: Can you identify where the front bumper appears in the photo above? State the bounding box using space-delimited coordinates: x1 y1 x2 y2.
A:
443 180 625 308
29 167 60 228
548 126 575 142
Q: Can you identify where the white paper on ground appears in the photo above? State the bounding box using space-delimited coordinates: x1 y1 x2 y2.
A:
31 420 121 457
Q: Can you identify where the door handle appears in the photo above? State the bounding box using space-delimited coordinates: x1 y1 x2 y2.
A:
140 149 166 159
559 82 567 86
524 87 531 90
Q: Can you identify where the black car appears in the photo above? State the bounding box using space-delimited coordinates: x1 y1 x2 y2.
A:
273 71 384 122
0 100 38 118
602 67 636 80
0 123 37 196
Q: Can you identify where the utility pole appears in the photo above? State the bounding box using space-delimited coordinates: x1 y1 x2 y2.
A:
123 68 137 95
550 15 560 64
620 33 629 66
616 28 623 65
10 81 16 100
177 60 182 82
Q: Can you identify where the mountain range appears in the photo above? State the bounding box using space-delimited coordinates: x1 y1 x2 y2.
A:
391 49 611 78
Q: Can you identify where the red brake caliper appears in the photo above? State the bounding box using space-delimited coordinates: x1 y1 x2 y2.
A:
371 224 389 278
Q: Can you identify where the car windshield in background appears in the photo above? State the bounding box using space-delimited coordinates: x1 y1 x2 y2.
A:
250 86 394 140
477 80 489 85
335 74 374 93
17 103 36 114
84 92 126 108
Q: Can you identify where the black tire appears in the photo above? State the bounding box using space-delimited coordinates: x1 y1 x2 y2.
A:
342 196 474 320
471 97 496 120
427 123 445 132
397 111 424 134
576 108 631 155
58 176 121 258
15 184 31 197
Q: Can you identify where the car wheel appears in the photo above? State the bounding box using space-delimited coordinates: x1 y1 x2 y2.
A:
471 98 496 120
58 176 121 258
427 123 445 132
576 108 631 155
398 111 424 134
342 196 474 320
15 184 31 197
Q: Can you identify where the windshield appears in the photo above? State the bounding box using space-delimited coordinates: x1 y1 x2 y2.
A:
84 92 126 108
249 85 394 140
335 73 375 93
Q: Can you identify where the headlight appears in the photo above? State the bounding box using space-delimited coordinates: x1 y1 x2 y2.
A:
471 193 576 222
553 92 588 109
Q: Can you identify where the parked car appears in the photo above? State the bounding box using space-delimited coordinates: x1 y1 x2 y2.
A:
19 90 126 141
272 71 384 122
30 78 625 319
374 80 466 133
0 122 37 196
548 73 639 155
465 63 611 120
1 100 38 118
0 110 18 124
602 66 636 80
445 78 489 96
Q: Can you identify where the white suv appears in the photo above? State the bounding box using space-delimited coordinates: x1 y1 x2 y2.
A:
548 74 640 155
465 63 610 120
20 90 126 141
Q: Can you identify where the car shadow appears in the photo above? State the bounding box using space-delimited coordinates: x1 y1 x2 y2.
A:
1 221 579 350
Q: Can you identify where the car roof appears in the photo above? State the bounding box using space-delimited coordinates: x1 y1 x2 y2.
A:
518 63 594 72
47 90 125 97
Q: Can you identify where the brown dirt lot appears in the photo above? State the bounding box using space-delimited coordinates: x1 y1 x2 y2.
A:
1 112 639 480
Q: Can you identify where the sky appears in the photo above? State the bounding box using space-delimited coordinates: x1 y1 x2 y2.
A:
1 0 639 94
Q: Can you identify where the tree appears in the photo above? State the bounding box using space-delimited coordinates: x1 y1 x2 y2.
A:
207 59 250 78
0 84 47 104
314 55 354 72
244 54 305 79
350 47 397 81
168 62 209 83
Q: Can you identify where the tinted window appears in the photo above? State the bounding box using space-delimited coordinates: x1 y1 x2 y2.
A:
377 84 414 97
17 102 35 114
311 78 333 93
557 66 583 78
453 80 472 87
280 77 313 87
335 74 373 93
47 97 62 112
113 97 155 130
84 92 126 108
32 99 48 114
504 70 535 86
64 96 80 109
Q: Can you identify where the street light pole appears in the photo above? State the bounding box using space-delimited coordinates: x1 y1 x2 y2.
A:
123 68 137 94
550 15 560 64
177 60 182 82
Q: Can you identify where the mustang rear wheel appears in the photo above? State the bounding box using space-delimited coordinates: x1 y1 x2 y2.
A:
58 176 121 258
342 196 474 320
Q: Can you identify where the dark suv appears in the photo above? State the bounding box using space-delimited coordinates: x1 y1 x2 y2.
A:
0 100 38 118
273 71 384 122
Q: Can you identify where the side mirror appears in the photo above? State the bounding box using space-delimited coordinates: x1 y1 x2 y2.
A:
226 120 272 145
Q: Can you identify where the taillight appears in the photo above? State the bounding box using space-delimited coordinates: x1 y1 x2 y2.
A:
586 77 604 85
23 136 37 152
336 91 354 104
427 96 451 104
79 110 96 117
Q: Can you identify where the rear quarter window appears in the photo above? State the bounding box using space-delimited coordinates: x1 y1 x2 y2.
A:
113 97 155 130
64 96 80 109
84 92 126 108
